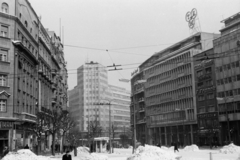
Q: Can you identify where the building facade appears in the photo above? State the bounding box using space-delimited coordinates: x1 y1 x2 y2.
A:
109 85 130 138
69 62 131 139
193 48 220 146
213 12 240 145
0 0 68 153
131 32 219 146
69 62 109 135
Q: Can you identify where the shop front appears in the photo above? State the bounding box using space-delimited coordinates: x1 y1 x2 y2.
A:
0 121 14 155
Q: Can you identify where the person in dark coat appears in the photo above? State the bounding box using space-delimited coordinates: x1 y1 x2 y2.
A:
62 150 72 160
74 147 77 157
174 142 179 152
24 144 30 149
2 146 9 158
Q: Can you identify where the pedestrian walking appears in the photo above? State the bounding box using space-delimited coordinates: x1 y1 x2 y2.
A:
62 150 72 160
174 142 179 152
24 144 30 149
2 146 9 158
74 147 77 157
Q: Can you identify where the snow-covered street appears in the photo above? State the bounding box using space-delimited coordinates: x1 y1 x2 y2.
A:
2 144 240 160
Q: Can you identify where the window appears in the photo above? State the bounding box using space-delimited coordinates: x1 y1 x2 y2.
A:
0 100 6 112
231 62 236 68
25 21 28 28
206 80 213 86
205 67 212 74
19 13 21 19
236 61 240 67
1 25 8 37
219 66 223 72
232 76 237 82
197 82 204 87
199 107 205 113
0 49 7 62
228 77 232 83
208 106 215 112
227 64 231 70
1 3 8 13
197 70 203 77
0 75 7 86
224 78 228 84
237 75 240 81
198 95 205 101
207 93 214 99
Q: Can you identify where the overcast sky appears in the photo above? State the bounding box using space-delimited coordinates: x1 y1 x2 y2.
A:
29 0 240 90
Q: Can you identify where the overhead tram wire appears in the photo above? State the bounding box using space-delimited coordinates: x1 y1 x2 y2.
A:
5 51 240 79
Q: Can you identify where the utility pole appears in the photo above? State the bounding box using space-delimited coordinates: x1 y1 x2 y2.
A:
225 98 231 142
94 102 112 154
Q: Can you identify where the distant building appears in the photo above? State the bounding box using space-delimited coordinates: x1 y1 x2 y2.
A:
108 85 131 138
69 62 131 139
213 12 240 145
69 62 109 134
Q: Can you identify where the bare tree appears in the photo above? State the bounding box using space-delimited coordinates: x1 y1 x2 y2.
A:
30 112 49 155
89 118 102 138
47 109 66 156
60 110 76 153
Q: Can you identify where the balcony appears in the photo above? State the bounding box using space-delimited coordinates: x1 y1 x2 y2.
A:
135 87 144 94
21 112 37 123
52 96 57 104
139 107 145 113
137 118 146 124
138 98 144 102
41 107 53 116
38 69 43 74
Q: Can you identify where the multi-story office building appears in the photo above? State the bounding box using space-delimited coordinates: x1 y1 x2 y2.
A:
0 0 68 153
69 62 131 139
214 12 240 145
193 48 220 146
130 69 146 145
109 85 130 138
69 62 109 134
131 32 219 146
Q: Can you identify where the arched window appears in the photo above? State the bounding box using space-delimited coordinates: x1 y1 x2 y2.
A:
1 3 8 13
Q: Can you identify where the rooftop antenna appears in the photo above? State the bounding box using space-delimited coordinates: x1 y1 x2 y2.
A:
62 26 64 45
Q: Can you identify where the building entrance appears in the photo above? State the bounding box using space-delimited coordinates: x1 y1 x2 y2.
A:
0 130 9 158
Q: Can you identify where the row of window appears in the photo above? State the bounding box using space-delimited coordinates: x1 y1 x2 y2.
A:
218 101 240 115
197 80 213 88
198 93 215 101
147 63 192 84
198 119 218 128
148 109 195 124
216 61 240 72
146 75 192 96
145 52 191 76
146 86 193 105
217 74 240 85
17 31 38 57
217 88 240 98
196 67 212 77
198 105 215 113
147 98 193 115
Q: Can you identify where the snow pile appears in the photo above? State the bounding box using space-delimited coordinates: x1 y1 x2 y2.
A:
127 145 179 160
219 143 240 154
91 153 108 160
77 146 90 154
161 146 170 150
2 149 50 160
76 147 108 160
183 145 199 151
